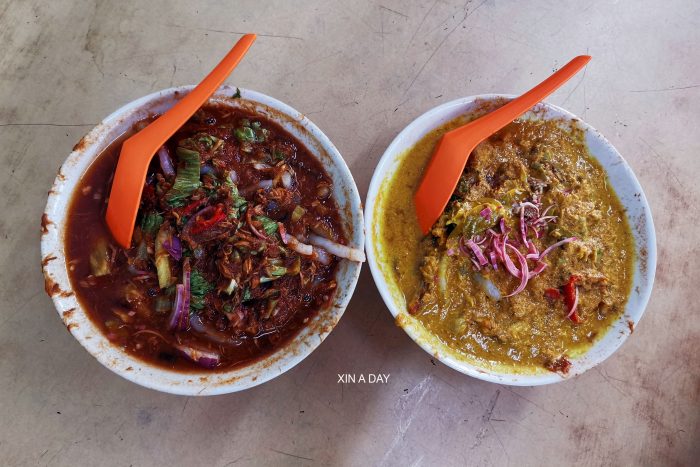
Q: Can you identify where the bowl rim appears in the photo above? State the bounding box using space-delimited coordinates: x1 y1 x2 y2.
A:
364 93 657 386
41 85 364 395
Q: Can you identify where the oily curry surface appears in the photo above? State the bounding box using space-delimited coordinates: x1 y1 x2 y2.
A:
378 107 634 374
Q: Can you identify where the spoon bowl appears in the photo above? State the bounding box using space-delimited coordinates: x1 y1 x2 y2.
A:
105 34 256 248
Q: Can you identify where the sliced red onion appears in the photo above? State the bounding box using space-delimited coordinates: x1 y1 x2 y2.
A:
200 164 216 177
282 233 313 255
474 234 487 245
446 248 457 256
174 343 220 368
501 237 521 278
307 234 366 262
492 234 504 263
528 261 547 279
534 215 558 225
526 240 539 260
469 256 482 271
538 237 577 261
489 251 498 270
480 207 492 220
466 239 488 267
500 218 510 235
163 235 182 261
540 205 554 217
158 146 175 177
168 284 187 331
519 205 529 246
504 244 529 297
567 286 579 318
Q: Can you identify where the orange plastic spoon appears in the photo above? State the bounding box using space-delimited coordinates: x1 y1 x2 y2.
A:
414 55 591 235
106 34 257 248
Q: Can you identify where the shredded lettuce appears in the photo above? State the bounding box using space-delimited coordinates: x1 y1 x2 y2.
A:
165 147 201 206
140 212 163 235
291 205 306 222
190 270 214 296
256 215 278 235
234 127 255 142
189 270 214 311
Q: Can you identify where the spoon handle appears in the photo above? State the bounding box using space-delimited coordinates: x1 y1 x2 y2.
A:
130 34 257 151
450 55 591 141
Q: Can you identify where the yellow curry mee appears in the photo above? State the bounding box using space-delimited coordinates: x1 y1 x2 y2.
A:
379 109 634 374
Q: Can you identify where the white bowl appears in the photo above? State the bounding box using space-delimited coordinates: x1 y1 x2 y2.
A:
365 94 656 386
41 86 364 395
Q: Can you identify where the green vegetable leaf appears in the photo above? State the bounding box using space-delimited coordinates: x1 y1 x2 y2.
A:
165 147 201 205
190 270 214 297
226 180 248 218
190 295 206 310
256 216 278 235
271 149 285 162
140 212 163 235
235 126 256 142
266 264 287 277
197 134 219 149
242 287 252 301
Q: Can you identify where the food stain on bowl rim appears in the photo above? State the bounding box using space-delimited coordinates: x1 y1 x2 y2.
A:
41 85 364 395
364 94 657 386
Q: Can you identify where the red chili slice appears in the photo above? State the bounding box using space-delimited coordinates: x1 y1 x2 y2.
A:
190 205 226 235
180 198 206 217
563 275 581 323
544 288 562 300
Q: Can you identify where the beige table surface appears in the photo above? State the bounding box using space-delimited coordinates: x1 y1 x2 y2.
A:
2 0 698 465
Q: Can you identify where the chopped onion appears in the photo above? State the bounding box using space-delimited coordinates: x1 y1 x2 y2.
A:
479 207 492 220
282 233 313 255
307 234 366 262
313 247 332 265
281 171 292 189
253 163 272 170
504 244 529 297
228 169 239 184
158 146 175 177
258 179 273 190
499 218 510 235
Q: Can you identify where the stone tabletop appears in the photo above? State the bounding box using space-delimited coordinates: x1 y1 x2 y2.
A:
1 1 697 465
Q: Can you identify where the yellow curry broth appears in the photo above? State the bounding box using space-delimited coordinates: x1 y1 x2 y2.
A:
378 110 634 373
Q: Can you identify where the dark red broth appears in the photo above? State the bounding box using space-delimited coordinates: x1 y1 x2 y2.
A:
65 104 345 371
